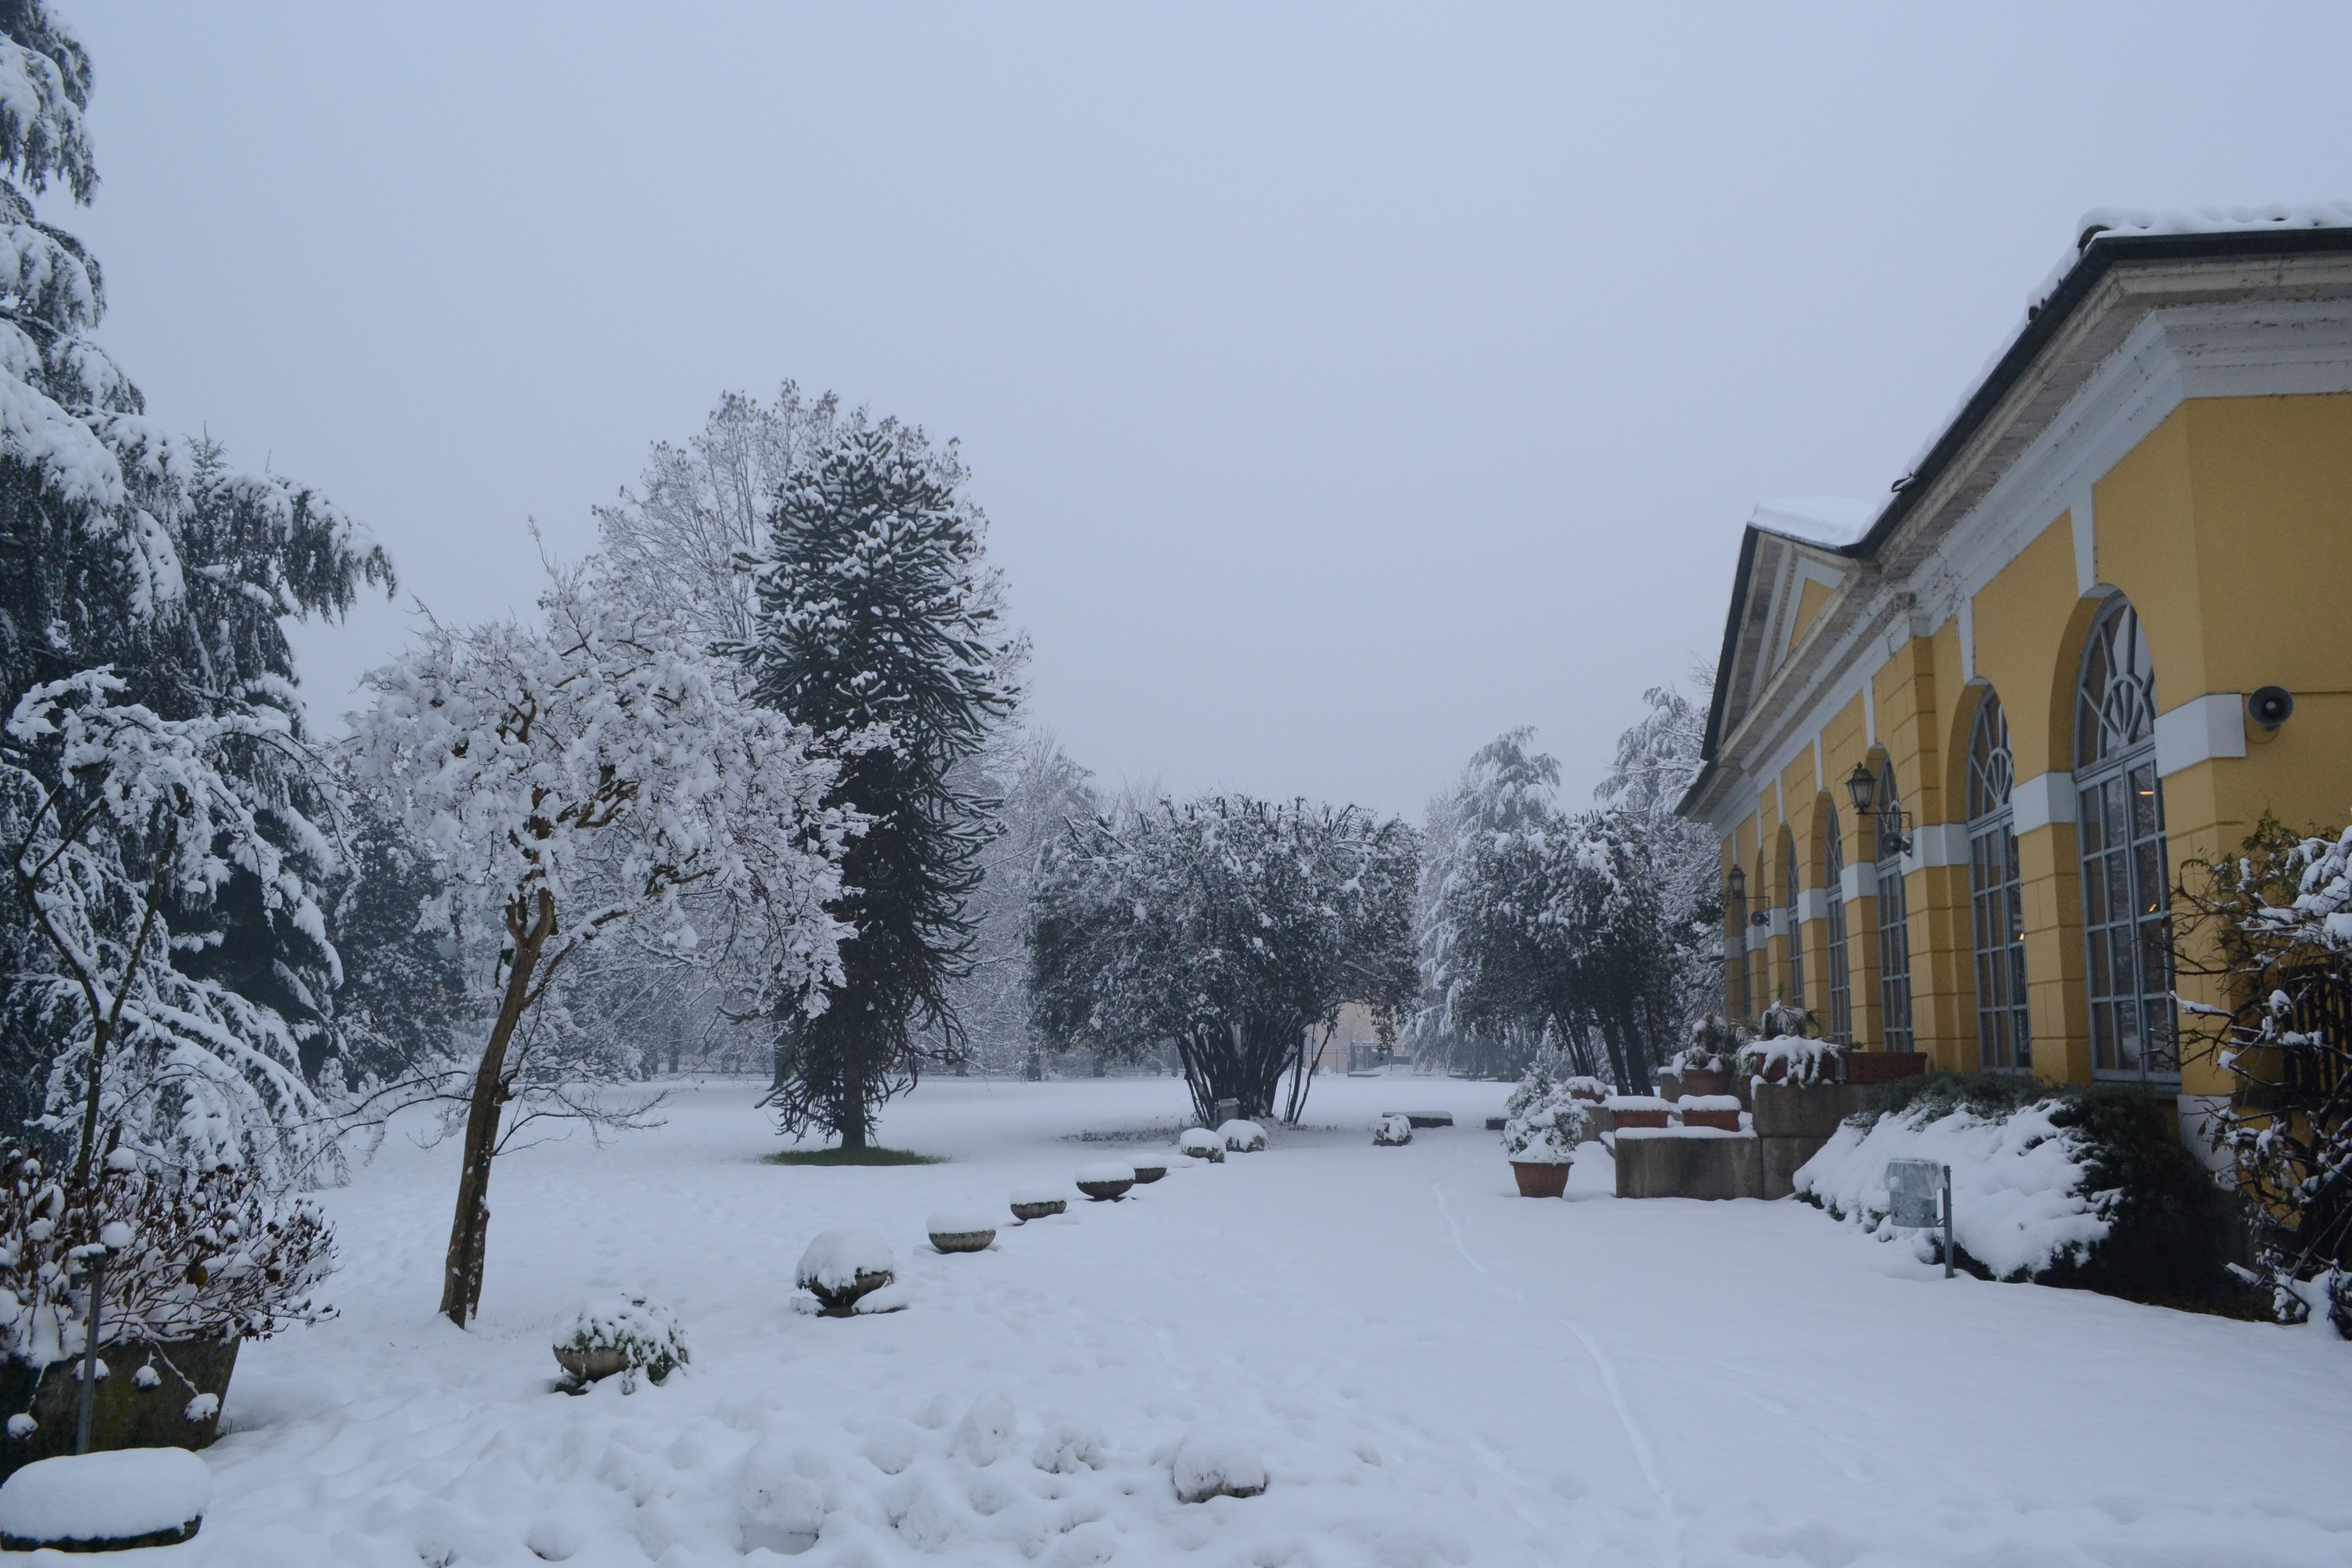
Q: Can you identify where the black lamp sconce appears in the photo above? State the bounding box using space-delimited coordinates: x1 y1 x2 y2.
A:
1845 763 1914 860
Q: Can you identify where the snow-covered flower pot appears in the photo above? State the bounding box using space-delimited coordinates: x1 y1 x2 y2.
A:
554 1295 688 1391
1561 1076 1611 1104
1075 1163 1137 1202
1372 1114 1414 1146
1178 1129 1226 1163
1735 1036 1845 1088
1170 1433 1268 1504
1604 1095 1673 1130
1510 1162 1572 1199
794 1230 899 1316
0 1448 209 1552
1130 1164 1168 1184
1680 1068 1733 1099
0 1338 239 1481
1218 1120 1267 1153
926 1211 997 1254
1008 1186 1068 1222
1678 1096 1743 1133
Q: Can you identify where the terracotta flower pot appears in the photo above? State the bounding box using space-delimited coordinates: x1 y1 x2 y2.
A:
1510 1160 1571 1198
1681 1068 1732 1098
1844 1051 1928 1085
1612 1108 1671 1130
1680 1108 1742 1132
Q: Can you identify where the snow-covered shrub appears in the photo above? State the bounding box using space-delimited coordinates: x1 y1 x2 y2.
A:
1178 1129 1224 1162
1168 1432 1268 1503
2173 814 2352 1331
1672 1015 1749 1076
1797 1074 2245 1303
1218 1120 1267 1153
0 1447 212 1552
0 1143 333 1393
1501 1060 1594 1164
1558 1075 1612 1102
794 1230 896 1314
1371 1114 1413 1146
554 1294 688 1392
1757 998 1816 1041
1736 1035 1844 1086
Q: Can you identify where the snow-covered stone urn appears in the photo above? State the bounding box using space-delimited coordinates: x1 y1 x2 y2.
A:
553 1294 689 1391
1075 1162 1137 1201
0 1448 209 1552
1217 1119 1268 1153
1178 1129 1226 1163
927 1211 998 1254
794 1230 899 1316
1009 1186 1068 1222
1131 1163 1168 1184
1372 1113 1414 1147
1503 1061 1594 1198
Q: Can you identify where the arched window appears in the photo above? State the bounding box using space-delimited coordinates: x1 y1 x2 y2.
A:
2076 596 2174 1077
1781 830 1805 1009
1823 807 1852 1044
1874 758 1914 1052
1967 691 2029 1070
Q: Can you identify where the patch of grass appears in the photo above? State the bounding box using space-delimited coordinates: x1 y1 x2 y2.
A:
762 1146 947 1167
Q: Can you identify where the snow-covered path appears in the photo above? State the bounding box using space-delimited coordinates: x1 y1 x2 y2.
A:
172 1077 2351 1566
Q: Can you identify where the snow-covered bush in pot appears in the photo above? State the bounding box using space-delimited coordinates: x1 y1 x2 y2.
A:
794 1229 897 1315
1218 1120 1266 1153
1671 1015 1748 1077
554 1294 688 1392
1371 1114 1413 1146
1736 1036 1844 1086
1177 1129 1224 1162
1500 1061 1593 1165
0 1144 333 1377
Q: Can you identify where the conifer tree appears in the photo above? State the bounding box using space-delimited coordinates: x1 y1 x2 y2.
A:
737 422 1021 1148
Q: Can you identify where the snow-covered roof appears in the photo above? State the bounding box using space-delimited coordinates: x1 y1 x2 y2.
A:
2026 202 2352 322
1746 496 1875 549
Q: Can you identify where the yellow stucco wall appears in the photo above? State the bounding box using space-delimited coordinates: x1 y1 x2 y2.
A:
1715 392 2352 1097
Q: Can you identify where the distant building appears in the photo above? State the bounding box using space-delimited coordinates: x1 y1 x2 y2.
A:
1677 212 2352 1139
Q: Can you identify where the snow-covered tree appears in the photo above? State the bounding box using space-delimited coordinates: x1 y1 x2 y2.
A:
2 673 340 1193
1411 728 1563 1079
2174 814 2352 1333
736 422 1023 1148
352 567 854 1326
0 7 390 1131
931 728 1096 1078
1026 795 1419 1125
593 384 842 660
1592 674 1721 1033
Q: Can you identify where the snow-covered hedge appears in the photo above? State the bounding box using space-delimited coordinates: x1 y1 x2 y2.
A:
1796 1075 2246 1302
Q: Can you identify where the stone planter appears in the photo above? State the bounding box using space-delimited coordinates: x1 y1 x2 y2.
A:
805 1269 895 1316
929 1229 995 1254
553 1345 630 1384
1510 1160 1572 1198
1009 1199 1066 1222
1131 1165 1167 1184
1679 1106 1742 1132
1844 1051 1928 1086
1611 1108 1671 1130
1613 1128 1763 1200
0 1339 238 1482
0 1449 210 1552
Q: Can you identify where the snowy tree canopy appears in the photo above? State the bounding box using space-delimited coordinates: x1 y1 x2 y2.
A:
352 565 855 1324
1026 794 1418 1125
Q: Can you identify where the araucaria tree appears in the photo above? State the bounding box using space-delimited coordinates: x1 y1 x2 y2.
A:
1026 796 1419 1125
737 423 1021 1149
354 570 852 1326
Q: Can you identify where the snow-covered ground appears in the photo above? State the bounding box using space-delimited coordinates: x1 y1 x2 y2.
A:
170 1076 2350 1566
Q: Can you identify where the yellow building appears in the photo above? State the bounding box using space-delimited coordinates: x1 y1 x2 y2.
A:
1677 214 2352 1144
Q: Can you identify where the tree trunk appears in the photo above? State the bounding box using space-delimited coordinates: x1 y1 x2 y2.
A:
440 889 554 1328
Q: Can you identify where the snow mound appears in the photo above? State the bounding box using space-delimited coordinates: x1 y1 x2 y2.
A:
1077 1161 1136 1184
1218 1120 1267 1153
1032 1420 1108 1474
0 1449 210 1546
1749 496 1876 548
794 1228 895 1292
1169 1431 1269 1503
1372 1113 1413 1146
926 1210 996 1236
1178 1128 1225 1160
1794 1098 2116 1279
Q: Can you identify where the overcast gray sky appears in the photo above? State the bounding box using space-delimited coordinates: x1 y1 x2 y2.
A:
63 2 2352 819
